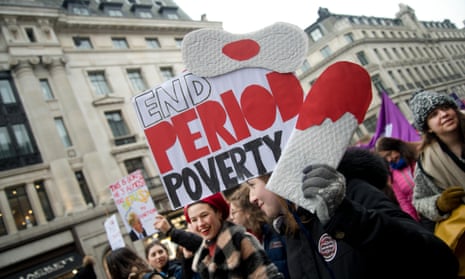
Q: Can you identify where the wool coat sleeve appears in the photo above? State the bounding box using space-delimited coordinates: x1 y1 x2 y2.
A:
413 165 447 221
170 228 203 252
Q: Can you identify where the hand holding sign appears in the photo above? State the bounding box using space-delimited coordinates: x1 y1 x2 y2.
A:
266 61 372 215
132 22 371 211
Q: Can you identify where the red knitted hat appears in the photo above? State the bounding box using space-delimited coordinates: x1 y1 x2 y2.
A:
184 192 230 223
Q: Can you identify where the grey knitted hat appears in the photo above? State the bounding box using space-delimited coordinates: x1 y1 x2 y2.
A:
408 90 458 132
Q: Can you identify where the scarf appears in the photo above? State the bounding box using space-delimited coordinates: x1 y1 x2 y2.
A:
421 141 465 190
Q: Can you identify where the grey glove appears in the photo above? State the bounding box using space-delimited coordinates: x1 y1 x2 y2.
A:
302 164 346 224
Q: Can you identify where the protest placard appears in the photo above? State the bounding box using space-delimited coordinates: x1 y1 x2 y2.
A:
133 68 304 208
104 214 125 250
108 170 157 241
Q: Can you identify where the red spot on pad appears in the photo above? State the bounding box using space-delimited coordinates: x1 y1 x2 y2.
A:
222 39 260 61
296 62 372 130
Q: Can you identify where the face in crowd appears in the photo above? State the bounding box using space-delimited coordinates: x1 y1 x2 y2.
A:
426 104 459 135
229 201 247 226
146 242 169 272
187 203 223 241
246 177 282 219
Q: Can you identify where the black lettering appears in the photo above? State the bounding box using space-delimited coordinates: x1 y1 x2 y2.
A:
162 131 284 208
263 130 282 162
215 151 238 188
229 147 252 181
194 157 221 194
244 138 267 174
182 168 202 201
163 173 183 208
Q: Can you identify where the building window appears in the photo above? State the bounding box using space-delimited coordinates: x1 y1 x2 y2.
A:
416 46 425 57
344 32 354 43
320 46 332 58
373 49 383 61
73 37 93 49
414 67 425 80
88 71 111 95
310 27 323 42
383 48 393 60
392 48 402 59
105 111 136 145
0 126 14 159
160 67 174 80
363 115 377 133
6 185 36 230
400 47 409 59
13 124 35 155
34 181 54 221
24 27 37 43
75 171 94 207
124 158 148 178
127 69 147 92
0 79 17 104
107 8 123 17
300 59 311 73
146 38 161 48
124 157 155 188
0 74 41 171
145 38 161 48
174 38 183 48
356 51 369 65
371 74 387 95
165 12 179 19
388 71 401 90
398 69 413 89
69 3 90 15
0 210 6 236
39 79 55 100
408 47 418 58
54 117 73 147
406 68 421 87
112 37 129 49
137 10 153 18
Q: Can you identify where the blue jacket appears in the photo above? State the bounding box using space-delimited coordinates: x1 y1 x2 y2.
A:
262 224 289 279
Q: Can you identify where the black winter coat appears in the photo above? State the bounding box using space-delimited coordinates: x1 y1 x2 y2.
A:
283 178 458 279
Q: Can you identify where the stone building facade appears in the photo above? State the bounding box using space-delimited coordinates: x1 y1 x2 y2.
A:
296 4 465 142
0 0 220 278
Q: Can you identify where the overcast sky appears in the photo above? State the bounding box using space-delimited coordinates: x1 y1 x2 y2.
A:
174 0 465 33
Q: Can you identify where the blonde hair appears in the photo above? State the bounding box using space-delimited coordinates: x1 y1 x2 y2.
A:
127 212 139 226
229 185 269 237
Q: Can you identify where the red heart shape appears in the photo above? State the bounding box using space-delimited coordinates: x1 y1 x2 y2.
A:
296 61 372 130
222 39 260 61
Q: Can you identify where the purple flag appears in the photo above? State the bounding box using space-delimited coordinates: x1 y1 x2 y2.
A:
450 92 465 110
366 92 420 148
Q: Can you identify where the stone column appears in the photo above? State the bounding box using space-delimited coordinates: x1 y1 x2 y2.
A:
0 190 17 234
25 182 47 225
44 56 96 152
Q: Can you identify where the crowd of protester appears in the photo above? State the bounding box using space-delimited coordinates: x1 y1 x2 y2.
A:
96 89 464 279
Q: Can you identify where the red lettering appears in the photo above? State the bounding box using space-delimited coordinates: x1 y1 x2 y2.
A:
221 90 251 141
241 84 276 130
109 183 121 191
172 109 210 164
145 121 177 173
197 100 238 152
267 72 303 121
144 71 304 175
